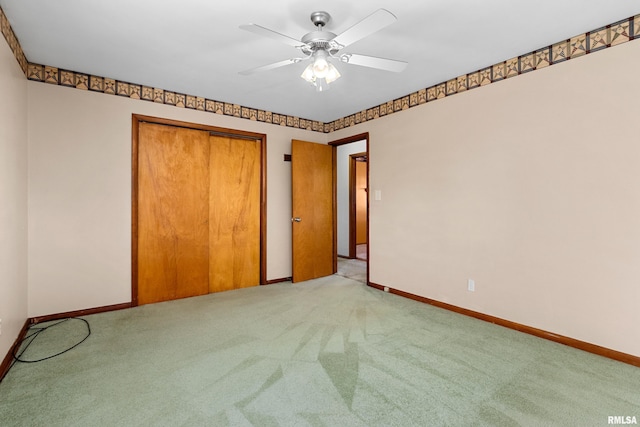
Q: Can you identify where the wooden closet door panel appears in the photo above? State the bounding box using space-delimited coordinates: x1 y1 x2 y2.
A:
209 136 261 292
138 123 210 304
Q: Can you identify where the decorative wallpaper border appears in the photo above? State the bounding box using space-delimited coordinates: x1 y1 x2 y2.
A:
2 6 639 134
23 63 324 131
0 6 28 75
324 15 639 133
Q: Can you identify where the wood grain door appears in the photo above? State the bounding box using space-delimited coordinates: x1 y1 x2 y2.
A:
291 139 335 282
136 120 262 305
355 160 367 245
209 135 261 292
137 123 210 304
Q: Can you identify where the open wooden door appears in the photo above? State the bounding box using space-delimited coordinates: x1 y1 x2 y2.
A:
291 139 336 282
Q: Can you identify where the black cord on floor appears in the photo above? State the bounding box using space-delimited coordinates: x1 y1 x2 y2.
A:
11 318 91 365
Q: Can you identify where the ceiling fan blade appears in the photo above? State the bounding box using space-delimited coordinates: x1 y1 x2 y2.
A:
239 58 304 75
340 54 407 72
239 24 302 48
332 9 397 48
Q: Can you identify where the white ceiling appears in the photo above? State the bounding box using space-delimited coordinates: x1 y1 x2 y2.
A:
1 1 638 122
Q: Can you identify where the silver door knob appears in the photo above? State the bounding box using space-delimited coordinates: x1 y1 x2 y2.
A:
292 217 302 222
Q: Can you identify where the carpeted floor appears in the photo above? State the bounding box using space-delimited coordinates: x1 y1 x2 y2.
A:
1 275 639 426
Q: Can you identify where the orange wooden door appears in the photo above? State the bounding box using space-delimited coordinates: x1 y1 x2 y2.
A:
291 139 335 283
137 123 210 304
209 135 261 292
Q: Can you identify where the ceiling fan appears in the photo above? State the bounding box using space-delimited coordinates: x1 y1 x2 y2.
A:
239 9 408 91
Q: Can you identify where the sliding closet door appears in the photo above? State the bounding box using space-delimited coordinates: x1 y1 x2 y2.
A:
137 123 210 305
209 135 261 292
135 119 263 305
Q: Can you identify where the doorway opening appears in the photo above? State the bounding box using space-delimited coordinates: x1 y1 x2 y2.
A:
350 153 368 261
330 133 369 284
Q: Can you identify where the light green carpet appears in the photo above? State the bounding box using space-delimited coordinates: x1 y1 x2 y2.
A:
1 276 639 426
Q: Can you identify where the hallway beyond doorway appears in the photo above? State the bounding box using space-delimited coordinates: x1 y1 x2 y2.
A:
337 257 366 283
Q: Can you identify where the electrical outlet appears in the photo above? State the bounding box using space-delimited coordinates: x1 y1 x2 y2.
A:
468 279 475 292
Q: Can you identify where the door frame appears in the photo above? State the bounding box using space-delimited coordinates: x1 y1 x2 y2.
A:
329 132 370 284
131 114 267 306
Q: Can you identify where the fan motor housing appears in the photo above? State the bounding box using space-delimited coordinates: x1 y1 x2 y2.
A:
301 31 337 45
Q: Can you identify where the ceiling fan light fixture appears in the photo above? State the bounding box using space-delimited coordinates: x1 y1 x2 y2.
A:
312 50 330 78
324 63 341 84
301 63 315 83
241 9 407 90
300 49 341 89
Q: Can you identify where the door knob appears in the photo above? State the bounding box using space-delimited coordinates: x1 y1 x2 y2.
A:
292 217 302 222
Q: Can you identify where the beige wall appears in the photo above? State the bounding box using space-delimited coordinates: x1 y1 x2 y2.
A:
0 38 28 357
331 40 640 357
27 82 323 318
